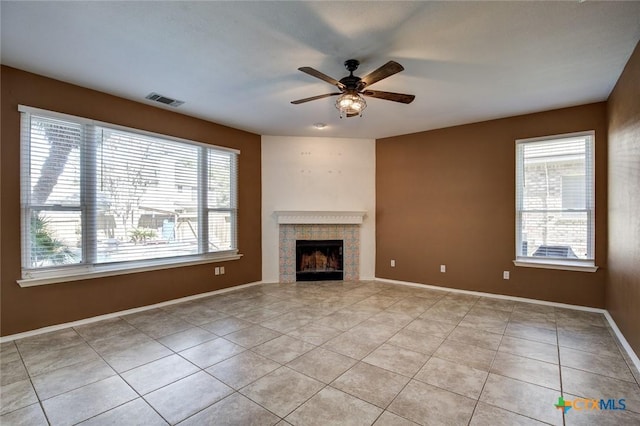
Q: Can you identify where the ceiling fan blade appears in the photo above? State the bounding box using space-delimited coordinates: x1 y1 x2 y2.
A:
362 90 415 104
291 92 341 105
298 67 346 90
360 61 404 87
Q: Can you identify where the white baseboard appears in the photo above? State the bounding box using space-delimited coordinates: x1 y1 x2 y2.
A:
0 281 263 343
375 277 606 312
375 276 640 374
604 311 640 377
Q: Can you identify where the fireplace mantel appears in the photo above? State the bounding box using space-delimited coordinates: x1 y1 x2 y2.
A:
274 210 366 225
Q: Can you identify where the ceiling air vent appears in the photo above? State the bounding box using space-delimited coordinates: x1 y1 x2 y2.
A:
145 92 184 107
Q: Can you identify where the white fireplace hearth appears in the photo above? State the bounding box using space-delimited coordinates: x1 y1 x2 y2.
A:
274 211 366 283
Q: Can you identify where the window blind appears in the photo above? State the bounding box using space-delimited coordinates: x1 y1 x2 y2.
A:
515 132 594 262
20 106 239 275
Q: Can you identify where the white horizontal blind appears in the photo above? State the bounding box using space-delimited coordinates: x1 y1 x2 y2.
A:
515 132 594 261
21 114 85 268
20 107 239 274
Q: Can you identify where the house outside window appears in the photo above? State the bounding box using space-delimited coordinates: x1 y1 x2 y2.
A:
20 106 239 283
515 131 596 271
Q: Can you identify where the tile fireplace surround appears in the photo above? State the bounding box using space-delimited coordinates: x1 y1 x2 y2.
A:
275 211 366 283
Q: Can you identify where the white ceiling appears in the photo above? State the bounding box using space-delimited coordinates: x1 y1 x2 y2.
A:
2 1 639 139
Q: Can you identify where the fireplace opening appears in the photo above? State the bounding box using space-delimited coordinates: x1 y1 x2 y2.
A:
295 240 344 281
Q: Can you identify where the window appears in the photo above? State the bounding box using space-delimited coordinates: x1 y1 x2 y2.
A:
515 131 596 271
20 106 239 283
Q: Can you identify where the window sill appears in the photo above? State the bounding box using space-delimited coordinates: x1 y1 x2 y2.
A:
513 259 598 273
18 252 242 287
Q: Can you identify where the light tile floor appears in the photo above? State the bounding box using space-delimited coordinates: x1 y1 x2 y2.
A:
1 280 640 425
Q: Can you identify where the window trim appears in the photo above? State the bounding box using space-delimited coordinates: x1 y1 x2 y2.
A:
19 105 241 285
514 131 597 272
18 252 242 287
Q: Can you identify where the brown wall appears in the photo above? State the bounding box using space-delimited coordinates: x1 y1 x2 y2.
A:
0 66 262 336
376 103 607 307
606 41 640 356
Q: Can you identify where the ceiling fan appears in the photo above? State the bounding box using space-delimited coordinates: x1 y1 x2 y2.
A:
291 59 415 118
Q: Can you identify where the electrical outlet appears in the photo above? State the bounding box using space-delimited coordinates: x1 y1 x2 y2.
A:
503 271 510 280
390 260 396 267
220 266 225 275
440 264 446 273
215 267 220 275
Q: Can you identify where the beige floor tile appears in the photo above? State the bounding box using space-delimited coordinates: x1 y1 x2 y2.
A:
178 338 245 369
31 358 116 400
446 325 503 350
362 343 429 377
388 379 476 425
78 398 168 425
206 351 280 389
314 310 373 331
0 403 48 426
387 329 444 355
1 354 28 386
179 392 280 426
420 304 468 323
164 303 228 326
42 376 137 426
349 320 401 342
469 402 547 425
239 367 324 418
0 379 38 416
560 346 636 382
404 318 456 338
557 329 620 358
253 335 316 364
562 366 640 414
491 351 560 390
144 371 233 424
21 342 101 377
498 335 559 364
368 311 415 328
458 314 508 334
286 386 382 426
287 347 357 383
510 310 556 331
373 411 419 425
201 316 252 336
480 374 563 425
16 329 85 353
102 340 173 373
121 354 199 395
433 340 495 371
260 312 314 333
385 299 432 318
331 362 409 408
505 322 558 345
88 328 154 356
286 323 342 345
415 356 488 399
473 298 516 313
468 306 512 322
157 326 217 352
224 325 282 348
74 318 136 342
322 331 382 359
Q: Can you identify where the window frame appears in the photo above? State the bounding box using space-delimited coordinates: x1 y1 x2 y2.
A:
514 131 598 272
18 105 241 287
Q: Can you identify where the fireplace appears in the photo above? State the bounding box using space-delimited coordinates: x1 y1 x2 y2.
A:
296 240 343 281
275 211 366 283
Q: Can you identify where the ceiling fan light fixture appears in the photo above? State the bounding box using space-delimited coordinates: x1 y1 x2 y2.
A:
335 91 366 118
